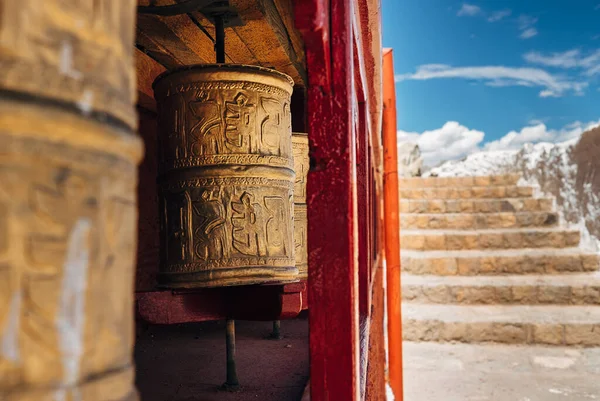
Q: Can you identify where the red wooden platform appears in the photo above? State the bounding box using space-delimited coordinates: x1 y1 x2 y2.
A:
137 282 308 324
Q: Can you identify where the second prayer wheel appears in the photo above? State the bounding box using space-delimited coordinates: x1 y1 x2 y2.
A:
153 65 298 288
292 133 309 279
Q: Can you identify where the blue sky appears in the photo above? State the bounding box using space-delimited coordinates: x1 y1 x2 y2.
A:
382 0 600 165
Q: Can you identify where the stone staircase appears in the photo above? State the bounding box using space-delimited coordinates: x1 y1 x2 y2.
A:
401 174 600 346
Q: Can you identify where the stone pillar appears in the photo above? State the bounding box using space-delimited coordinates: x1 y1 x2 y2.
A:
0 1 141 400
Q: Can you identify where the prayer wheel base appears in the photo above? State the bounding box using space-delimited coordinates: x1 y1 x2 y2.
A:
158 266 299 289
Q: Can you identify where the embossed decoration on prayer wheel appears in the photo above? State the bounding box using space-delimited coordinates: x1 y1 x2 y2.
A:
294 204 308 279
292 133 309 203
153 64 298 288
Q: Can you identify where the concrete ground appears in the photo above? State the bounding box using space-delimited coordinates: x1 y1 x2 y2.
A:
135 317 309 401
404 341 600 401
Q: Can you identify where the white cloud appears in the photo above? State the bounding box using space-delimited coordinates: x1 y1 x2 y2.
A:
524 49 600 76
518 15 538 39
524 49 581 68
520 28 538 39
457 3 481 17
397 122 484 165
400 119 600 165
488 9 511 22
539 89 560 98
484 120 600 151
395 64 587 97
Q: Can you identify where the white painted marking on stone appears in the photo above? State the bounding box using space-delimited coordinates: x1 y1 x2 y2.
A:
57 218 91 386
533 356 576 369
60 41 83 80
1 291 22 362
77 90 94 115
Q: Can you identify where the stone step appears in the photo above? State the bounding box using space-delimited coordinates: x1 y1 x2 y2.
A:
400 186 533 200
400 198 554 214
401 248 600 276
401 174 521 188
402 272 600 305
401 211 559 230
402 303 600 346
401 228 580 251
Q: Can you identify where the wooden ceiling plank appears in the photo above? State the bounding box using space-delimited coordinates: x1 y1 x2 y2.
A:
136 28 185 70
270 0 306 75
135 48 167 111
229 0 306 84
136 0 306 85
137 14 208 65
137 0 217 66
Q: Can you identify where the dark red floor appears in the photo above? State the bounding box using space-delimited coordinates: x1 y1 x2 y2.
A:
135 316 309 401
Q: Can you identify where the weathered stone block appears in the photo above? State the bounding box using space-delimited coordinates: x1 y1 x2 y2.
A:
424 235 446 250
457 258 480 275
533 324 564 345
511 286 538 303
403 235 425 250
422 286 451 303
402 286 422 301
474 176 491 186
441 322 469 342
446 234 478 250
502 200 520 212
479 233 505 249
518 187 534 197
582 255 600 271
571 286 600 305
429 200 446 213
491 323 529 344
565 325 600 346
458 200 474 213
538 286 571 304
430 257 459 275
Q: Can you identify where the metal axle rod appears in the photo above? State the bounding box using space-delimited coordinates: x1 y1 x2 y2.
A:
223 319 240 390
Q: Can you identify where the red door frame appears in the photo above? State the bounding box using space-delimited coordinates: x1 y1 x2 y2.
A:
295 1 384 399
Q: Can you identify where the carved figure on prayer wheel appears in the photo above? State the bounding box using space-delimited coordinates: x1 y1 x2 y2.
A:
292 133 309 279
154 65 298 288
0 1 140 400
294 204 308 279
292 133 309 204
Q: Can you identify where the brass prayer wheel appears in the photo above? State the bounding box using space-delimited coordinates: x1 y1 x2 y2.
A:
0 1 140 399
153 64 298 288
292 133 309 279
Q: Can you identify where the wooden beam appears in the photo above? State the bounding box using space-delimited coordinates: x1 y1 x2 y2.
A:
230 0 307 85
136 0 306 86
135 48 167 112
137 0 219 67
272 0 306 77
